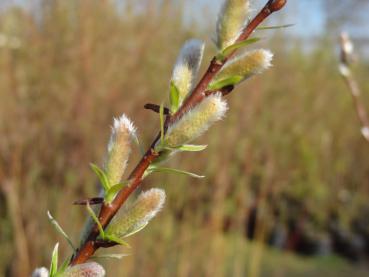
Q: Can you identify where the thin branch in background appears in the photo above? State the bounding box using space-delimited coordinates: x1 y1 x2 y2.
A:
339 32 369 142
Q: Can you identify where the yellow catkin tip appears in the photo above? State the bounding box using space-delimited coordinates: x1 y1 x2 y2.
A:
62 262 105 277
212 49 273 85
216 0 250 50
105 188 166 238
164 93 228 147
105 114 136 186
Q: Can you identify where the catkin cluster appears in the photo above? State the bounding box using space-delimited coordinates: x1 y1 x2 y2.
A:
34 0 280 276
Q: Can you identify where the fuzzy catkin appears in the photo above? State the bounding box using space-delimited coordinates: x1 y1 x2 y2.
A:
79 115 136 244
171 39 204 105
163 93 228 147
216 0 250 50
62 262 105 277
211 49 273 87
105 188 165 238
105 114 136 186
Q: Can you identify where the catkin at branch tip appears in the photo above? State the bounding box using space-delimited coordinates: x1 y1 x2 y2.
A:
216 0 250 50
340 32 354 67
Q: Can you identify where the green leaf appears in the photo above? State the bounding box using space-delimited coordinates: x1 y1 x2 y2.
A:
49 243 59 277
86 203 105 239
169 81 180 112
105 182 128 203
90 163 110 192
257 24 294 30
159 103 165 144
57 257 71 275
91 253 130 260
104 234 131 248
166 144 207 152
148 165 205 179
217 38 260 60
208 75 243 91
47 211 76 252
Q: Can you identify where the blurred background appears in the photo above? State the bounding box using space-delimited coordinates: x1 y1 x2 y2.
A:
0 0 369 276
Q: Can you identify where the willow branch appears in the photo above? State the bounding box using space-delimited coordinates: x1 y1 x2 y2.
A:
70 0 287 265
339 32 369 142
342 73 369 132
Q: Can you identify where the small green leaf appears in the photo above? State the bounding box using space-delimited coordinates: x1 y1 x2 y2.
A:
50 243 59 277
148 165 205 178
86 203 105 239
208 75 243 91
257 24 294 30
90 163 110 192
104 234 131 248
217 38 261 61
159 103 165 144
105 182 128 203
166 144 208 152
91 253 130 260
57 257 71 275
47 211 76 252
169 81 180 112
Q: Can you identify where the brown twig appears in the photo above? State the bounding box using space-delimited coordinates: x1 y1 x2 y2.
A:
70 0 287 265
144 103 170 115
339 32 369 142
74 197 104 205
